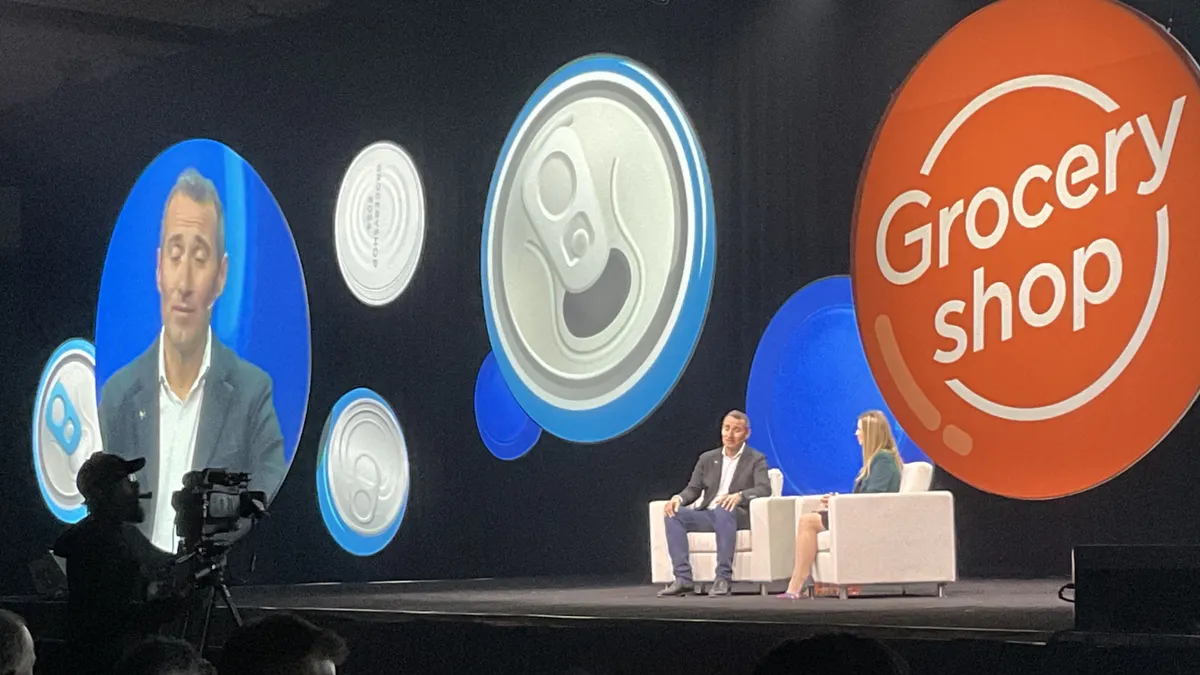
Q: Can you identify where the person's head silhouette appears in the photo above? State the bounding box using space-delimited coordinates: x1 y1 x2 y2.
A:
219 613 347 675
0 609 35 675
113 636 214 675
753 634 909 675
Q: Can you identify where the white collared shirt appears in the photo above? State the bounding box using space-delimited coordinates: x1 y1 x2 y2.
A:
151 328 213 552
708 443 745 509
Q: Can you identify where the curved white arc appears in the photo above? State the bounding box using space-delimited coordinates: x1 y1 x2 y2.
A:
945 205 1169 422
921 75 1121 176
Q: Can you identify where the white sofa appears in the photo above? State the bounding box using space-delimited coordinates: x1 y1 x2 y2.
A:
800 461 957 598
649 469 796 593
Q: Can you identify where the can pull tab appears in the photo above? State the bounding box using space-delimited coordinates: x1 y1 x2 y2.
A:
350 453 380 526
521 115 611 294
45 381 81 456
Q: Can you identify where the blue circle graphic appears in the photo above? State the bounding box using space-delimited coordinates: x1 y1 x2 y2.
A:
317 388 409 556
94 139 310 496
745 276 931 496
32 338 96 524
475 352 542 460
481 53 716 443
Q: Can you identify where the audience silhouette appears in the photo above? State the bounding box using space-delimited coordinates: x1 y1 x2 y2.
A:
113 636 215 675
752 633 910 675
0 609 36 675
218 613 348 675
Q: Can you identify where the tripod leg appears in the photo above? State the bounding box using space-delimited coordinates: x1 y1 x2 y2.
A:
217 582 244 627
180 603 192 640
199 587 217 654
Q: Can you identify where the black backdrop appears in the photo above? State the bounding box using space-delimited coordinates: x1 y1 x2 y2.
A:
2 0 1199 594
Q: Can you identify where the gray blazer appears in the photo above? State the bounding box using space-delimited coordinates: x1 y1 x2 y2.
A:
675 445 772 520
98 336 287 542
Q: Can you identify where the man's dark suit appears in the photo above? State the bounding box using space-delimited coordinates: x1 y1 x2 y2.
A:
98 336 287 545
666 445 772 584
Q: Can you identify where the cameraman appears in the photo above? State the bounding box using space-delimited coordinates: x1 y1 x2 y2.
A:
53 453 192 674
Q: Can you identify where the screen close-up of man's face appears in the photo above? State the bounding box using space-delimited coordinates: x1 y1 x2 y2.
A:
156 191 227 355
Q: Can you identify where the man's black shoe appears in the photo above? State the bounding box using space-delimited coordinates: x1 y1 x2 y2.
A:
708 578 731 597
657 581 694 597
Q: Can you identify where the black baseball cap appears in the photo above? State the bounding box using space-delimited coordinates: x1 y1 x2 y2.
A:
76 453 145 503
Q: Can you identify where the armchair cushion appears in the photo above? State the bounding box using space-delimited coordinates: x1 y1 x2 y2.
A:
899 461 934 492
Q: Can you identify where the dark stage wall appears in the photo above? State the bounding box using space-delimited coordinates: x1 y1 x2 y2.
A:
1 0 1199 592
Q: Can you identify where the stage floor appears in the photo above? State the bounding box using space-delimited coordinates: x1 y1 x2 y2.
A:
221 577 1074 643
15 577 1200 675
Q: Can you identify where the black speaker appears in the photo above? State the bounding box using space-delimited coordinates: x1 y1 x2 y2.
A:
1073 545 1200 634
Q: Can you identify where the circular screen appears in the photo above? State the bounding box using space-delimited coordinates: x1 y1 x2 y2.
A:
475 351 542 460
482 53 715 443
850 0 1200 498
318 388 411 556
335 141 426 306
746 276 929 495
94 138 310 551
32 338 103 523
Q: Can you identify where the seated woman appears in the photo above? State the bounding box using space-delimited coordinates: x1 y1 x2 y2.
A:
778 410 903 599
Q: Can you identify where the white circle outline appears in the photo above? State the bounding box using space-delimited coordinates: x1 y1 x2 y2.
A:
921 75 1169 422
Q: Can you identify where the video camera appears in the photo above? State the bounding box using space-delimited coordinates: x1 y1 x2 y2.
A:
170 469 267 646
171 468 268 557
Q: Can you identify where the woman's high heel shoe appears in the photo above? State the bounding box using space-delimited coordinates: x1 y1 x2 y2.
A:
775 578 814 599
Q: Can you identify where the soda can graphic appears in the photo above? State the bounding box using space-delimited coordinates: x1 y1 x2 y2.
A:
335 141 426 307
482 53 716 443
317 389 410 556
33 338 103 523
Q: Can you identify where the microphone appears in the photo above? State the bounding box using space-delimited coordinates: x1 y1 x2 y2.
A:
138 491 153 500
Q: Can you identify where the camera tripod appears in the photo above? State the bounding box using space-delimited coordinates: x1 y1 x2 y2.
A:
179 552 244 654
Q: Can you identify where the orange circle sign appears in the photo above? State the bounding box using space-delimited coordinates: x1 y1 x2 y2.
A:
852 0 1200 499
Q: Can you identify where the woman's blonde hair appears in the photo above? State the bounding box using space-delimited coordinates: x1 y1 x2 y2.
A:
857 410 902 479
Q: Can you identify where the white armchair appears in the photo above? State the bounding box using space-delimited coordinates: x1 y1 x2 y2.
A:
801 461 957 598
649 469 796 594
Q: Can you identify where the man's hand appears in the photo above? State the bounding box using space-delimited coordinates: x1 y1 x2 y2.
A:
820 493 836 509
664 496 682 518
209 517 254 545
715 493 743 510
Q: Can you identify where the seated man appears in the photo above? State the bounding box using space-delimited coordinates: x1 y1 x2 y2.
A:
659 410 771 597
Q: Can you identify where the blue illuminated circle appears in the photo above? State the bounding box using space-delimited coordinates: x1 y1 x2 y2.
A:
94 138 310 484
475 352 542 460
317 389 410 556
745 276 930 496
482 53 715 442
32 338 101 523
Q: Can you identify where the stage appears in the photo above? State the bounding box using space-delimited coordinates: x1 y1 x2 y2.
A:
6 577 1200 674
224 577 1071 642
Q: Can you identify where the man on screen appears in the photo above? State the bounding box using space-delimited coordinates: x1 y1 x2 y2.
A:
99 168 287 552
